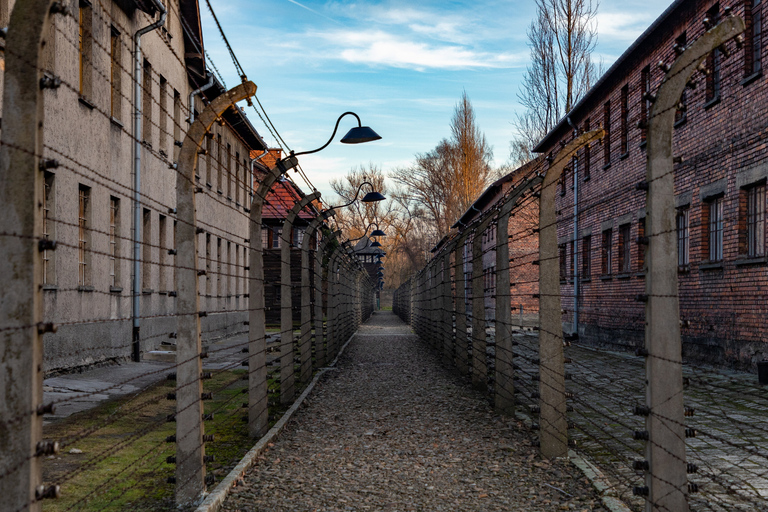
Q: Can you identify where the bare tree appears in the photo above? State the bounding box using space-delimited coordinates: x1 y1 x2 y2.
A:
510 0 599 163
391 91 494 240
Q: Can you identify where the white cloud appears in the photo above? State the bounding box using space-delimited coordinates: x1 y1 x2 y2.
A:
317 30 523 70
596 12 656 42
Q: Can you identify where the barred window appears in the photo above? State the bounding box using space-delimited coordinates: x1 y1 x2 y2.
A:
637 217 646 272
582 234 591 279
618 224 631 273
708 196 724 262
745 0 763 76
158 214 166 291
602 102 610 166
78 185 91 286
42 172 56 285
142 208 151 288
640 66 650 144
746 183 766 257
706 4 721 102
602 228 612 275
109 197 120 288
677 206 690 267
559 243 567 281
620 84 629 154
110 26 121 120
675 32 687 124
78 0 93 98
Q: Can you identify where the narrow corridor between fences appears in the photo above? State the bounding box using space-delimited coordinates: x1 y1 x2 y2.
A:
221 311 606 512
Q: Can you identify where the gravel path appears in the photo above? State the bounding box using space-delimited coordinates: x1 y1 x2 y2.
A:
221 311 606 511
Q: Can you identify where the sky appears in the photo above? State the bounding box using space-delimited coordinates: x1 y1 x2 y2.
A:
200 0 673 202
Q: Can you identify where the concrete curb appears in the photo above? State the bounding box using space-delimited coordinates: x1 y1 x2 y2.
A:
194 333 357 512
513 412 632 512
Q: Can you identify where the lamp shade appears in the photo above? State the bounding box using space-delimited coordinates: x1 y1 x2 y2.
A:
371 240 382 248
370 228 386 237
361 191 386 202
340 126 382 144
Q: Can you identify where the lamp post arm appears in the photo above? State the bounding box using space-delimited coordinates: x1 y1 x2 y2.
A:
292 112 362 158
329 181 375 211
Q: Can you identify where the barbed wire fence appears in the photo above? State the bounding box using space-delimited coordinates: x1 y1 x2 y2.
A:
395 11 768 512
0 3 375 511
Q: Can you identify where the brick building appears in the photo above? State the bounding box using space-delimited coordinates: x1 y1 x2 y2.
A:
255 154 321 325
6 0 268 372
448 159 541 322
534 0 768 369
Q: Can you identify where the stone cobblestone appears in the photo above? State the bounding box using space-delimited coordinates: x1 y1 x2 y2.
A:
221 312 606 512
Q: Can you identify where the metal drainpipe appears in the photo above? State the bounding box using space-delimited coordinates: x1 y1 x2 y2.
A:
132 1 167 362
567 116 579 338
188 73 214 124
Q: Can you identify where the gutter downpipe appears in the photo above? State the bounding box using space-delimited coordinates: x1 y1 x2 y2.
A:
188 73 214 124
132 1 167 362
567 116 579 338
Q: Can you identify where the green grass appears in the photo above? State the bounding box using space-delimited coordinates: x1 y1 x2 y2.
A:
42 369 286 512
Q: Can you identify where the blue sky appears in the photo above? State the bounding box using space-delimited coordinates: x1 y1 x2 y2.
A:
200 0 672 201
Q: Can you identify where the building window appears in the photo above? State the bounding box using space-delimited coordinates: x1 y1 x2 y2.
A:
43 172 55 285
226 143 233 199
602 228 612 275
620 84 628 154
677 206 690 267
294 227 305 247
706 4 721 103
109 197 120 288
235 243 241 296
205 134 213 185
272 227 281 249
640 66 650 144
235 152 241 204
583 118 591 179
746 0 763 76
226 241 231 296
173 220 177 291
637 217 646 272
741 183 766 257
78 0 93 99
78 185 91 286
559 243 567 281
706 196 724 262
142 208 151 288
217 238 222 297
205 234 211 296
559 167 567 196
618 223 631 273
173 90 181 156
261 227 270 248
603 101 611 166
159 76 167 155
569 240 575 279
158 214 167 291
110 26 121 120
217 134 223 193
142 59 152 144
582 234 591 278
675 32 687 124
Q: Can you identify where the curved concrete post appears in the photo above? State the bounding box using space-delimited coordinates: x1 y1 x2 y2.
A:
539 128 604 459
472 214 497 391
453 233 470 374
176 81 257 505
643 16 744 512
314 231 336 367
328 250 341 356
248 153 298 439
0 2 56 510
441 243 457 366
279 191 320 404
301 209 334 381
494 176 544 415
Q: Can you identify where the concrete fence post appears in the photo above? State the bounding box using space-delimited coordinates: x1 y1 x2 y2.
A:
539 129 604 459
301 211 334 380
453 234 469 374
442 249 455 366
315 234 334 367
642 16 743 512
495 176 543 414
279 192 320 404
249 155 298 438
176 82 257 505
472 216 495 391
0 2 56 510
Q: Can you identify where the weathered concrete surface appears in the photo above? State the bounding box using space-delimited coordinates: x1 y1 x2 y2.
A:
221 312 606 511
